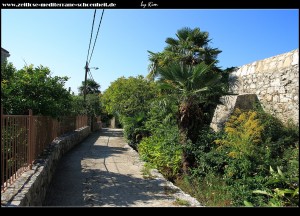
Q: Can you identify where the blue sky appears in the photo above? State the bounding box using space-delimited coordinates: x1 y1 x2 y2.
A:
1 9 299 94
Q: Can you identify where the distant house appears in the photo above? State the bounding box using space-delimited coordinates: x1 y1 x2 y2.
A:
1 47 10 64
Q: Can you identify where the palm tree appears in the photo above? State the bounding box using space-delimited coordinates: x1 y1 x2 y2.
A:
156 61 226 173
78 79 101 95
147 27 222 80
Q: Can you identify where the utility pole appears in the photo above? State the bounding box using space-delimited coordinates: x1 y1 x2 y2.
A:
84 61 89 102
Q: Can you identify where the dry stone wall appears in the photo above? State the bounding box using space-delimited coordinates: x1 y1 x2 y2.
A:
211 49 299 131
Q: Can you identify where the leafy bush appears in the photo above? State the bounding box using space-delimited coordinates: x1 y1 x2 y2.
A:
144 96 178 134
245 142 299 207
138 125 182 180
258 111 299 161
215 108 264 159
246 166 299 206
101 75 158 117
210 108 299 206
121 112 150 150
185 127 225 177
1 63 72 117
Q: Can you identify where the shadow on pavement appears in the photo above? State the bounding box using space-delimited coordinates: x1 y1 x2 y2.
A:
43 128 174 207
83 169 174 207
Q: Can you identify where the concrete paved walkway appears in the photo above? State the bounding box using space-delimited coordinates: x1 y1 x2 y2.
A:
43 128 201 207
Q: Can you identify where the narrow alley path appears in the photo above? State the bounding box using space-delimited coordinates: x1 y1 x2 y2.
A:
43 128 201 207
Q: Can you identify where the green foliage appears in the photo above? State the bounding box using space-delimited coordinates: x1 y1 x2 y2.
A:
1 60 16 82
138 125 182 180
157 62 225 104
147 27 235 150
215 108 264 159
144 96 178 134
1 63 72 117
179 108 299 206
78 78 101 95
70 93 102 117
186 128 225 177
121 112 149 149
207 108 299 206
101 75 158 145
247 161 299 207
101 75 158 117
256 109 299 160
147 27 223 80
175 173 232 206
249 142 299 207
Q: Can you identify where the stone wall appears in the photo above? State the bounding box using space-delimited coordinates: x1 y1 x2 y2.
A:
210 94 259 132
211 49 299 131
1 126 91 207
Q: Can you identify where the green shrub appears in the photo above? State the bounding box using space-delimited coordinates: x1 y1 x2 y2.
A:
138 125 182 180
185 127 225 177
215 108 264 159
211 108 299 206
246 142 299 207
121 112 150 150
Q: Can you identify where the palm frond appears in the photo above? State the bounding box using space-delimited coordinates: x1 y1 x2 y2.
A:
165 37 179 47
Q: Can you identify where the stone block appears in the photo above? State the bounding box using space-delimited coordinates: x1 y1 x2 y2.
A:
292 51 299 65
280 95 291 103
267 87 274 94
248 65 255 74
250 83 256 89
241 66 250 76
273 95 279 102
263 63 269 71
269 61 277 70
283 57 292 68
256 61 263 72
266 94 273 102
270 78 281 87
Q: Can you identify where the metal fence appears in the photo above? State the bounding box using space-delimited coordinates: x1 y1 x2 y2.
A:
1 108 88 192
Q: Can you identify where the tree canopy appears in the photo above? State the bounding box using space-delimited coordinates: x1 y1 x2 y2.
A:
78 79 101 95
101 75 158 118
1 62 72 117
147 27 222 80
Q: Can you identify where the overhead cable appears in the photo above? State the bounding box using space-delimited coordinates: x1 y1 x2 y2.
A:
88 9 105 65
86 9 97 63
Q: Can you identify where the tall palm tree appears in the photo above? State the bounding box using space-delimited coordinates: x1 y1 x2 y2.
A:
78 79 101 95
156 61 226 173
147 27 222 80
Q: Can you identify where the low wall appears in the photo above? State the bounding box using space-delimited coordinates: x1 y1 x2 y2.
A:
1 126 91 207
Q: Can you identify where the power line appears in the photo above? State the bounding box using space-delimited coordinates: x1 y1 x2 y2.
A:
88 9 105 65
88 69 95 82
86 10 97 63
84 9 104 102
